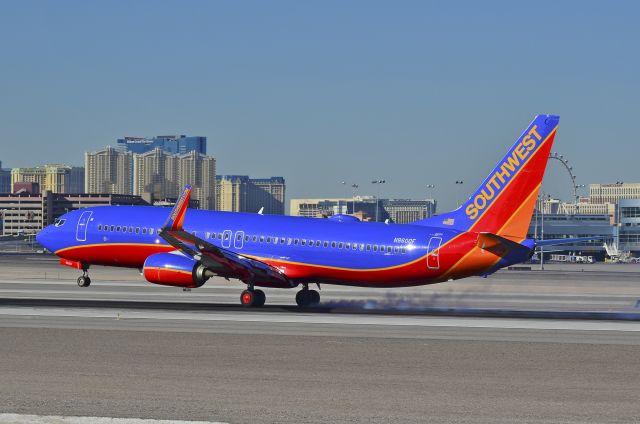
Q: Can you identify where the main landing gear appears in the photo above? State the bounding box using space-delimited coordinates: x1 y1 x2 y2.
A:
295 285 320 307
240 287 266 307
77 267 91 287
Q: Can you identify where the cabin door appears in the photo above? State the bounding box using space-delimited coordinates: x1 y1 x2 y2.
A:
427 236 442 270
76 211 93 242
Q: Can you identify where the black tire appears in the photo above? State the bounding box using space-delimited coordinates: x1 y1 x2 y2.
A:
308 289 320 305
296 290 311 307
77 276 87 287
84 277 91 287
253 289 266 307
240 290 255 307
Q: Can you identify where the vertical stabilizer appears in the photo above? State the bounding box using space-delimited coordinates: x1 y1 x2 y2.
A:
416 114 559 242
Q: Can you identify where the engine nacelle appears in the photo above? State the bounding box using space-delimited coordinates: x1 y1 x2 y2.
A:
143 252 211 288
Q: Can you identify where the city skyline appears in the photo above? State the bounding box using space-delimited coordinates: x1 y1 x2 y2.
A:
1 1 639 211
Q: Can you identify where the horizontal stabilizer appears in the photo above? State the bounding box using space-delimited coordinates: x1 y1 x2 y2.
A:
477 232 532 258
536 236 609 247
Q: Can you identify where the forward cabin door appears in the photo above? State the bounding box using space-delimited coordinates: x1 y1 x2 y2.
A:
427 236 442 270
76 210 93 242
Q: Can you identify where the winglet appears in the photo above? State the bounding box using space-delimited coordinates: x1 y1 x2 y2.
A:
163 185 191 231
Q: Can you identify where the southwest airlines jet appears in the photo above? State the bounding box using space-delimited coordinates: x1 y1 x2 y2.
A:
37 114 582 307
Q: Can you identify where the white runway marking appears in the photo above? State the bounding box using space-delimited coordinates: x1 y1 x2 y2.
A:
1 306 639 332
0 414 226 424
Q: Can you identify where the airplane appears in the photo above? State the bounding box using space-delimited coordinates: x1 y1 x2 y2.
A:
36 114 592 307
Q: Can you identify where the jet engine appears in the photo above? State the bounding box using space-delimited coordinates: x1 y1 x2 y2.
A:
143 252 212 288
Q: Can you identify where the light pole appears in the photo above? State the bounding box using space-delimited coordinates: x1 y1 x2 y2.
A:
351 184 359 214
426 184 435 217
455 180 464 208
371 179 386 222
540 193 550 270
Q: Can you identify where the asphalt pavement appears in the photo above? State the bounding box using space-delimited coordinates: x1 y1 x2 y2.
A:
1 255 640 423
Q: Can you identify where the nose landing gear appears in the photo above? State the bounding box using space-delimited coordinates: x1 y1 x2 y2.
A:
77 266 91 287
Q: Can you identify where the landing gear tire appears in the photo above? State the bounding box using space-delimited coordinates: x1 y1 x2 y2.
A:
253 289 266 307
240 289 266 307
77 276 91 287
296 289 320 307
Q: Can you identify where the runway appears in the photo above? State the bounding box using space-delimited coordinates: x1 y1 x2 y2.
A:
1 255 640 422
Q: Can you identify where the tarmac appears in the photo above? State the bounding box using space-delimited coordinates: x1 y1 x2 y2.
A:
1 255 640 423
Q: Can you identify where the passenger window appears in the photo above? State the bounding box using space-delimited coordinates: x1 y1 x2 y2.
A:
116 226 121 232
280 238 285 244
301 239 306 246
245 235 250 241
387 246 392 253
323 241 328 248
135 227 140 234
401 247 406 254
294 239 299 245
253 235 258 242
143 228 148 234
149 228 154 235
338 242 343 249
205 232 210 239
316 240 321 247
98 224 102 231
380 245 385 251
224 233 230 240
129 226 134 233
359 244 364 251
366 244 371 251
218 233 223 239
331 242 336 248
273 237 278 244
287 238 292 245
346 243 350 249
237 234 242 241
394 246 399 253
267 237 271 243
353 243 358 250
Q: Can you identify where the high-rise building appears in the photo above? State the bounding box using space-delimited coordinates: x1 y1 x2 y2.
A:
0 161 11 193
216 175 249 212
117 135 207 155
177 151 216 210
85 147 133 195
250 177 285 215
133 148 179 200
216 176 285 215
10 165 84 194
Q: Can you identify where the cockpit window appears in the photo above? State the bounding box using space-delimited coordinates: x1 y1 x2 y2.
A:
54 219 66 227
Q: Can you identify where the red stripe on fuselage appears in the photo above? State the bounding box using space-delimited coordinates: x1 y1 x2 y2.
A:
57 243 174 268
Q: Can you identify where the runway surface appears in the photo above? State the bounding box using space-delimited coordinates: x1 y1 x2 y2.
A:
1 255 640 422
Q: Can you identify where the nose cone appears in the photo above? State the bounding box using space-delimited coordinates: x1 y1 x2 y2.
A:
36 225 53 251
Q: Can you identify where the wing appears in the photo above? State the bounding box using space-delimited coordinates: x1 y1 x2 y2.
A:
159 186 295 289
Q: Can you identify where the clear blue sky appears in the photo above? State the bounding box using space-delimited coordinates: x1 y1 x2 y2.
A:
1 0 638 211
